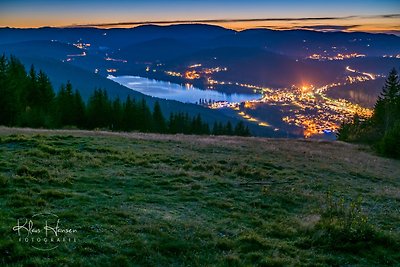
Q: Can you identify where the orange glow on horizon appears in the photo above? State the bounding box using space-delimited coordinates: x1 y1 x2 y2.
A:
0 15 399 35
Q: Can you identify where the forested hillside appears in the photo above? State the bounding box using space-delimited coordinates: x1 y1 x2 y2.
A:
0 55 250 136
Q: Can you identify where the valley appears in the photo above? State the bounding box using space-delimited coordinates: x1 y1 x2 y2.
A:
1 25 399 138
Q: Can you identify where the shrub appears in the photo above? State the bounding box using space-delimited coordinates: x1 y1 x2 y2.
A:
313 192 376 251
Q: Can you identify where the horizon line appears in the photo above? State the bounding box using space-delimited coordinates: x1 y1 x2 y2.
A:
2 24 399 36
68 16 354 28
64 14 400 28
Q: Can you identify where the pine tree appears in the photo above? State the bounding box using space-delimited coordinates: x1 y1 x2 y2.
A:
212 122 219 135
191 114 202 134
86 89 112 129
36 70 54 112
122 95 137 131
234 121 251 136
26 65 38 108
73 90 86 128
56 82 75 127
225 121 233 135
137 99 152 132
373 68 400 131
16 62 47 127
111 97 122 130
152 101 166 133
168 113 176 133
202 122 210 135
8 56 28 125
0 54 16 125
212 122 224 135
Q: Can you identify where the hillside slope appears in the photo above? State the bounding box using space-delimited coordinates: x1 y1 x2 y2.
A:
0 127 399 266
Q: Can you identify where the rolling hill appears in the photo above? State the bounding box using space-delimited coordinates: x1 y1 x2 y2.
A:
0 127 399 266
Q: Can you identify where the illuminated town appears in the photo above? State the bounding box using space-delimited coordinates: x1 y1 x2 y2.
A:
161 63 376 138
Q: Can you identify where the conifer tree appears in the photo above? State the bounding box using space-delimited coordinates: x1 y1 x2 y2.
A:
152 101 166 133
86 89 111 129
36 70 54 112
26 65 38 108
19 64 48 127
191 114 203 134
73 90 86 128
122 95 136 131
212 122 224 135
8 56 28 125
225 121 233 135
373 68 400 131
234 121 251 136
0 54 16 125
111 97 122 130
56 82 75 126
137 99 152 132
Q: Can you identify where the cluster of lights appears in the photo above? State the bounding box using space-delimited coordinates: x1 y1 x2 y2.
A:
207 66 376 137
185 64 228 80
165 71 182 77
307 53 365 61
203 67 227 74
160 62 378 138
259 82 373 137
164 63 228 81
208 101 239 109
164 65 228 83
238 111 257 122
239 109 278 130
73 42 91 49
346 75 370 84
184 70 200 80
346 66 380 80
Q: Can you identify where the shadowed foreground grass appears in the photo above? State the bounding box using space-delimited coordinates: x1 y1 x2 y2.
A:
0 127 399 266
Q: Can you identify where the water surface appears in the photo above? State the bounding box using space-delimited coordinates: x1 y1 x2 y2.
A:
108 75 261 104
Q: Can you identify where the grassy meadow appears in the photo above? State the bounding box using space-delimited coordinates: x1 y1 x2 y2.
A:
0 127 399 266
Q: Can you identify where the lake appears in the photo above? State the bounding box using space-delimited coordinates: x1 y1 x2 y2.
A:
108 75 262 104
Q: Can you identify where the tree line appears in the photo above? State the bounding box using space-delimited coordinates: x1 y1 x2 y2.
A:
338 68 400 158
0 55 250 136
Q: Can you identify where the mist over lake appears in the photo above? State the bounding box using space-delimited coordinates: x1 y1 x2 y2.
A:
108 75 262 104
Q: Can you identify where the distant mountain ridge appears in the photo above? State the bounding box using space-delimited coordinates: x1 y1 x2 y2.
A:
1 24 399 56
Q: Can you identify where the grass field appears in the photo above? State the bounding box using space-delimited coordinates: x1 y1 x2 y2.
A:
0 127 399 266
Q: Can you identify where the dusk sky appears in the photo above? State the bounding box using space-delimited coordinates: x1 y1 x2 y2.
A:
0 0 399 33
